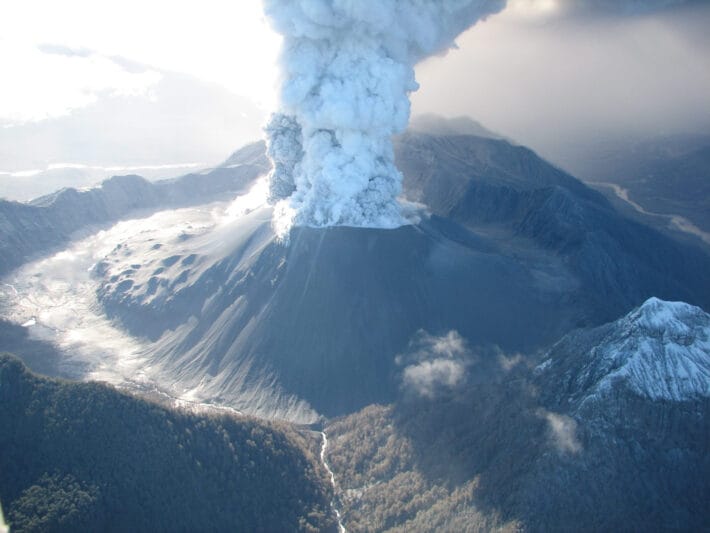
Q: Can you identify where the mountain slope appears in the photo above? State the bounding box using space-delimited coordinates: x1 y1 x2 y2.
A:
5 131 710 422
538 297 710 405
561 133 710 233
395 131 710 320
96 208 581 420
0 354 336 533
0 142 268 277
89 132 710 420
325 298 710 531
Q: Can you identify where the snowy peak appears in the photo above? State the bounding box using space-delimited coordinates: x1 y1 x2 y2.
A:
627 297 702 338
542 298 710 403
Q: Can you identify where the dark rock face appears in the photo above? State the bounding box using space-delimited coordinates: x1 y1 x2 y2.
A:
0 142 268 277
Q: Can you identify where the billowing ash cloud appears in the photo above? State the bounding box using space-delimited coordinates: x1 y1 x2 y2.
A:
263 0 505 228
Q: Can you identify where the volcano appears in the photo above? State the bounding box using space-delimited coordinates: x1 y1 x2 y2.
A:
73 128 710 421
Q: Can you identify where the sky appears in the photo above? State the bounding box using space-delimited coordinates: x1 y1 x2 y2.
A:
0 0 708 198
413 0 710 164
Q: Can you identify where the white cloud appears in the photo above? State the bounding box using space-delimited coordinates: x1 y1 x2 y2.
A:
540 410 582 454
0 42 161 125
0 0 281 114
396 330 469 365
402 358 466 399
398 330 471 398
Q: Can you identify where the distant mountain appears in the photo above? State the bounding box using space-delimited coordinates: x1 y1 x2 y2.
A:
325 298 710 531
539 297 710 405
89 131 710 422
563 133 710 182
407 114 504 140
619 144 710 232
0 354 336 533
0 142 268 277
0 67 266 201
557 133 710 233
395 131 710 320
0 163 206 203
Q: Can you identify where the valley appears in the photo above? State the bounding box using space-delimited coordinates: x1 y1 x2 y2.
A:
2 0 709 529
1 128 709 531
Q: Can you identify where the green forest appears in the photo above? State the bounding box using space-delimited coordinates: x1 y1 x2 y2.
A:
0 353 337 532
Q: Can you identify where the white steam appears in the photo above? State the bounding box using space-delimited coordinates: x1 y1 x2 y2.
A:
403 358 466 399
539 409 582 454
397 330 471 398
263 0 505 228
262 0 687 230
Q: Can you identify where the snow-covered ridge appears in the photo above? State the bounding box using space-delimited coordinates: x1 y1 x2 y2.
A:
537 298 710 401
629 297 705 336
543 297 710 402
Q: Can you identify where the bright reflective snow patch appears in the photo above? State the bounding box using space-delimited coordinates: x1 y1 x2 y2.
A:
540 297 710 402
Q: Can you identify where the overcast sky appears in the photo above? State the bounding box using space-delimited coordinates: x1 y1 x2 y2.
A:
1 0 708 196
413 0 710 163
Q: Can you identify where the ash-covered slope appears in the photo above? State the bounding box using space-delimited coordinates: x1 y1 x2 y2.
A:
0 142 268 277
325 298 710 531
0 354 336 533
97 206 579 420
92 131 710 420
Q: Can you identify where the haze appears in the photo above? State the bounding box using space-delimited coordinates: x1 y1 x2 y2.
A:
1 0 708 199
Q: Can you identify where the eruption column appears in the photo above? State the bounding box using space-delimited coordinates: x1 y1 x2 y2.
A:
263 0 506 229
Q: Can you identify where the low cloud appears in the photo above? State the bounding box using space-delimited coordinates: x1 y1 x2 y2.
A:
539 409 582 454
398 330 471 399
498 351 525 372
402 358 466 399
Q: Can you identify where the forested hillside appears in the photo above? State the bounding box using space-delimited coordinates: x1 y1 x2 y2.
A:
0 354 336 533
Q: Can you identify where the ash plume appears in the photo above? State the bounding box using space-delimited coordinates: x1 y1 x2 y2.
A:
263 0 506 229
